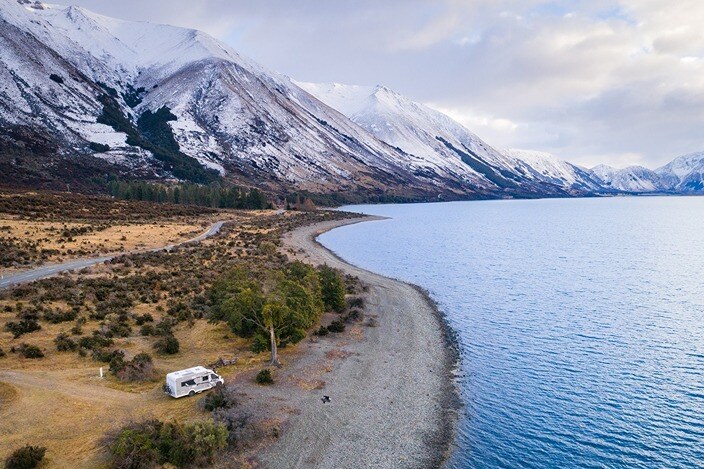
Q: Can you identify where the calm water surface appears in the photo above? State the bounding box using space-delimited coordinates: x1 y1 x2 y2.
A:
318 197 704 468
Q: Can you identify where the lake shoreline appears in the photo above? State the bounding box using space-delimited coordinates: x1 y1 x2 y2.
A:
263 214 461 467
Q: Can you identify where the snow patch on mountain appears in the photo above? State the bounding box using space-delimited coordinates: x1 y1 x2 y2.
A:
590 164 663 192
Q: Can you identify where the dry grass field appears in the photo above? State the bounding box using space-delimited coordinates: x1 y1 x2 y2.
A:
0 311 277 467
0 191 354 467
0 218 210 274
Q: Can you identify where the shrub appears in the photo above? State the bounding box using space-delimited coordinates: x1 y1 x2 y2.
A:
139 324 155 336
5 319 41 338
0 348 5 358
54 333 78 351
345 309 363 323
313 325 329 336
16 344 44 359
113 353 156 382
213 407 266 450
108 419 227 468
108 421 160 469
153 334 179 355
134 313 153 326
255 369 273 385
44 308 78 324
79 332 114 351
199 387 236 412
347 297 364 309
94 348 125 365
327 319 345 333
154 318 175 336
4 445 46 469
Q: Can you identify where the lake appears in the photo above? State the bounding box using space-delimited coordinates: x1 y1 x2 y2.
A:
318 197 704 468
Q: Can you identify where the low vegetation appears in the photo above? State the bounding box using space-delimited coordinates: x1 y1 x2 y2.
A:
199 387 237 412
255 369 274 385
0 189 215 221
4 445 46 469
0 193 361 466
108 419 227 468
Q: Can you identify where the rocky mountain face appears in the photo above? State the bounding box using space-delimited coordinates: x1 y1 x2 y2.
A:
589 164 664 193
297 82 583 197
505 149 604 194
654 152 704 193
0 0 464 199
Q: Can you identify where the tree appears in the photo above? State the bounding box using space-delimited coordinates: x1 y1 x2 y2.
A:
215 268 323 366
319 265 346 312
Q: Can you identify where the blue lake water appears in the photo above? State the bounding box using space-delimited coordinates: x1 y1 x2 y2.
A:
318 197 704 468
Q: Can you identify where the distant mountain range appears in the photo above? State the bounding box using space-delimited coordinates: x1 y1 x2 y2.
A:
1 0 703 201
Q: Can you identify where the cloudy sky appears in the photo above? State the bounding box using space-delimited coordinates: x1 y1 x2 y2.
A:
60 0 704 168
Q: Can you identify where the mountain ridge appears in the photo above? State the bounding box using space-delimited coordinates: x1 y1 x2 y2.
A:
2 0 704 200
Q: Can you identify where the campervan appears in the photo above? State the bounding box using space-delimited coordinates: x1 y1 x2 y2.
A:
164 366 224 398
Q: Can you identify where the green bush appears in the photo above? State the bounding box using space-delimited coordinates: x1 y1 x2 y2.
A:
112 353 156 382
5 319 41 338
199 387 236 412
16 344 44 359
345 309 363 323
94 348 125 365
313 325 329 336
44 308 78 324
4 445 46 469
108 419 227 468
327 319 345 333
255 369 273 385
55 333 78 351
153 334 179 355
347 297 364 309
134 313 153 325
79 332 114 351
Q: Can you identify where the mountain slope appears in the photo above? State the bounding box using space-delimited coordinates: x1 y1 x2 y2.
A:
296 82 583 197
506 149 605 193
655 152 704 192
0 0 469 198
590 164 664 193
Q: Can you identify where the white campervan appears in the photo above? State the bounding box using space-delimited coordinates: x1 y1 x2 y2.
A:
164 366 224 398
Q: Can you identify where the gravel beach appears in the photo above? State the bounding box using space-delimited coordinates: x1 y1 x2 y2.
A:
258 216 459 468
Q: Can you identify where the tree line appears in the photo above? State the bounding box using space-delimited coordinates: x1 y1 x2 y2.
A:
107 180 271 210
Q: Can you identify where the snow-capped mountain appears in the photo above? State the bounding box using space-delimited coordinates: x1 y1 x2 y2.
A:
295 82 583 197
655 152 704 192
590 164 664 193
3 0 703 200
0 0 468 198
506 149 604 193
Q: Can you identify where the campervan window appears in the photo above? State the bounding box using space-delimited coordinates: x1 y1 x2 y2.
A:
211 374 218 380
182 379 196 387
202 376 209 382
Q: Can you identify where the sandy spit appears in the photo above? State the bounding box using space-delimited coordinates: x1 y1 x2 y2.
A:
258 216 460 468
